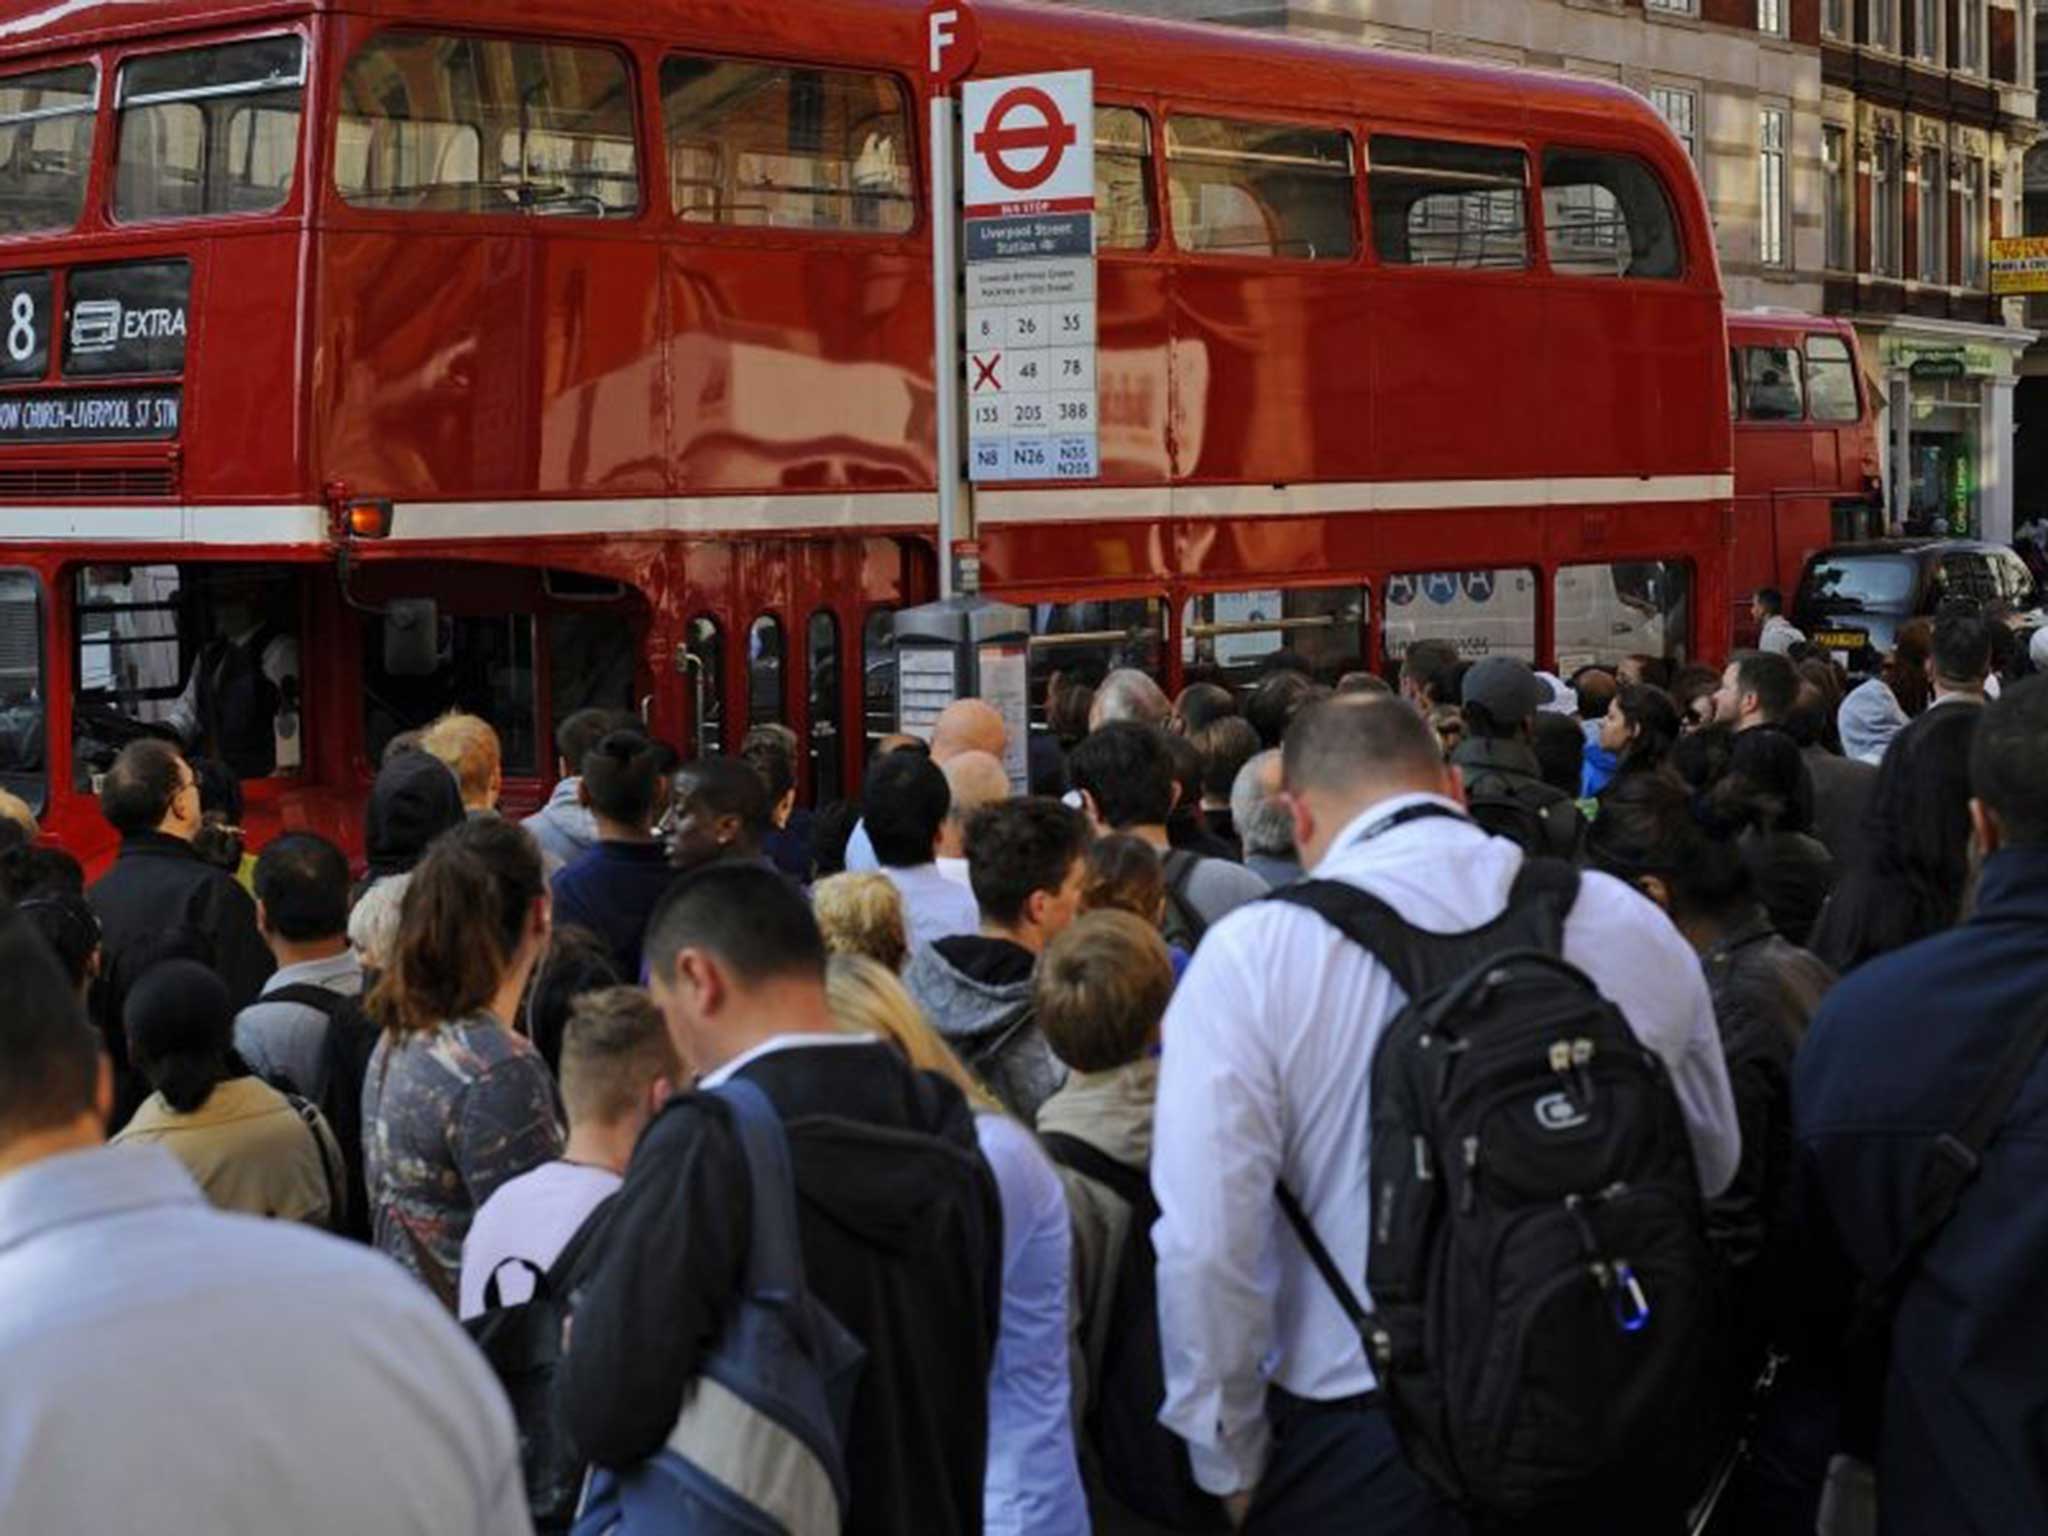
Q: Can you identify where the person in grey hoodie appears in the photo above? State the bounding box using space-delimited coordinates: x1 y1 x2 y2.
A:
904 797 1090 1125
523 707 637 867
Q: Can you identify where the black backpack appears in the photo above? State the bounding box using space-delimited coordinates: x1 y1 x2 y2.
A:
1039 1132 1229 1533
1271 860 1719 1519
264 984 381 1242
1462 767 1584 862
465 1195 617 1536
1159 849 1210 952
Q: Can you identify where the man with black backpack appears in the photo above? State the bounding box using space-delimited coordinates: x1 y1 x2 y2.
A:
234 831 378 1239
1153 695 1740 1534
560 864 1004 1535
1450 658 1586 861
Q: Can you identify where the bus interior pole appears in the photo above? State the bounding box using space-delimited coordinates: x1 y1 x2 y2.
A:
932 91 963 601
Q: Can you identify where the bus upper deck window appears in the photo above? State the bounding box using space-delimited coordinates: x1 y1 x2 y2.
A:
1805 334 1862 423
115 36 305 222
663 57 913 233
338 36 640 219
1097 107 1157 250
0 64 97 236
1539 150 1682 280
1167 115 1355 260
1369 137 1528 270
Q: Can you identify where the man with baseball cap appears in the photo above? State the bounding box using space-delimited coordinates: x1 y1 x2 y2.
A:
1450 657 1586 859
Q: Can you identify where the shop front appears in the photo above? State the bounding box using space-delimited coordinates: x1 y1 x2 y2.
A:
1868 321 2036 543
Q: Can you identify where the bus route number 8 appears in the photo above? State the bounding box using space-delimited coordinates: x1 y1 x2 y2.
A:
7 292 36 364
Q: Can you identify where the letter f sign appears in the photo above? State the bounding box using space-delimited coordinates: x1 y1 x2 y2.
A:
924 0 979 88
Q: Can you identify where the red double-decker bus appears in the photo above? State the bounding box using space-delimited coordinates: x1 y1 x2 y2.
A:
1726 310 1883 646
0 0 1733 862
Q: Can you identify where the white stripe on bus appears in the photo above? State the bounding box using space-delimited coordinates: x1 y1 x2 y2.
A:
0 474 1733 544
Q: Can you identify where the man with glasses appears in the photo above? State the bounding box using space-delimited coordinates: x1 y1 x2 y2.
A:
87 740 274 1123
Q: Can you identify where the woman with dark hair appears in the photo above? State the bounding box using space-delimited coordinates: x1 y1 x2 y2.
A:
1588 683 1680 794
1887 616 1935 718
517 923 623 1079
1808 703 1979 976
17 886 102 1006
1585 771 1836 1529
363 817 563 1305
111 958 341 1226
1722 728 1833 948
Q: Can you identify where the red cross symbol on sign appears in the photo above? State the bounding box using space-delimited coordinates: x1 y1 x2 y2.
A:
972 86 1078 193
972 353 1002 391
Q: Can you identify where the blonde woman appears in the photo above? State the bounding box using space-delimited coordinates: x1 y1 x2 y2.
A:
812 872 910 973
825 955 1087 1535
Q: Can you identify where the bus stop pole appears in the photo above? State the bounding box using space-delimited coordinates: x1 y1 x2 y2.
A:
931 93 964 600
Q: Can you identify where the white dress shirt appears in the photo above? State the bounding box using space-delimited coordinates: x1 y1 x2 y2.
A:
882 862 982 951
1151 793 1740 1497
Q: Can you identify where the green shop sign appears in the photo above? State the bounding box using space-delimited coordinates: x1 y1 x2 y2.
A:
1881 339 2001 379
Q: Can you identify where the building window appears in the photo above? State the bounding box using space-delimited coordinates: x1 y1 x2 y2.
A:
1824 125 1850 269
1958 0 1986 73
1648 86 1697 162
1871 0 1896 50
1962 154 1986 287
1646 0 1697 14
1915 0 1940 63
1873 131 1900 276
1758 0 1786 37
1760 108 1788 268
1919 145 1945 283
1822 0 1848 40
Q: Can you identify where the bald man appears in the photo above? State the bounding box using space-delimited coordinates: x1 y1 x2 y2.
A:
936 750 1012 891
930 698 1007 764
849 698 1011 873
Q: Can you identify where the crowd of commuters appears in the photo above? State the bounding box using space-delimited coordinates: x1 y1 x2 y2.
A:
3 595 2046 1536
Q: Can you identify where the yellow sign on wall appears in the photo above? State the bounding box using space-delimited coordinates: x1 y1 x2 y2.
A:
1990 236 2048 295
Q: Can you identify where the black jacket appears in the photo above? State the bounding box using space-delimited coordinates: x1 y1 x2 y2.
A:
89 831 274 1011
560 1039 1003 1536
89 832 276 1128
1794 845 2048 1534
1801 744 1877 869
1698 912 1833 1295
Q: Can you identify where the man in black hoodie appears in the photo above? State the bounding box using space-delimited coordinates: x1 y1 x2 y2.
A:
560 863 1003 1536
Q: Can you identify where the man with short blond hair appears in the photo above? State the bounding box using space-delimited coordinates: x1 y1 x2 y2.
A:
422 711 503 816
459 988 680 1320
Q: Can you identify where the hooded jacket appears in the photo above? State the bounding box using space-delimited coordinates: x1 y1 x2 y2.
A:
523 777 599 868
560 1039 1003 1536
904 936 1066 1124
1837 677 1908 764
363 752 465 880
